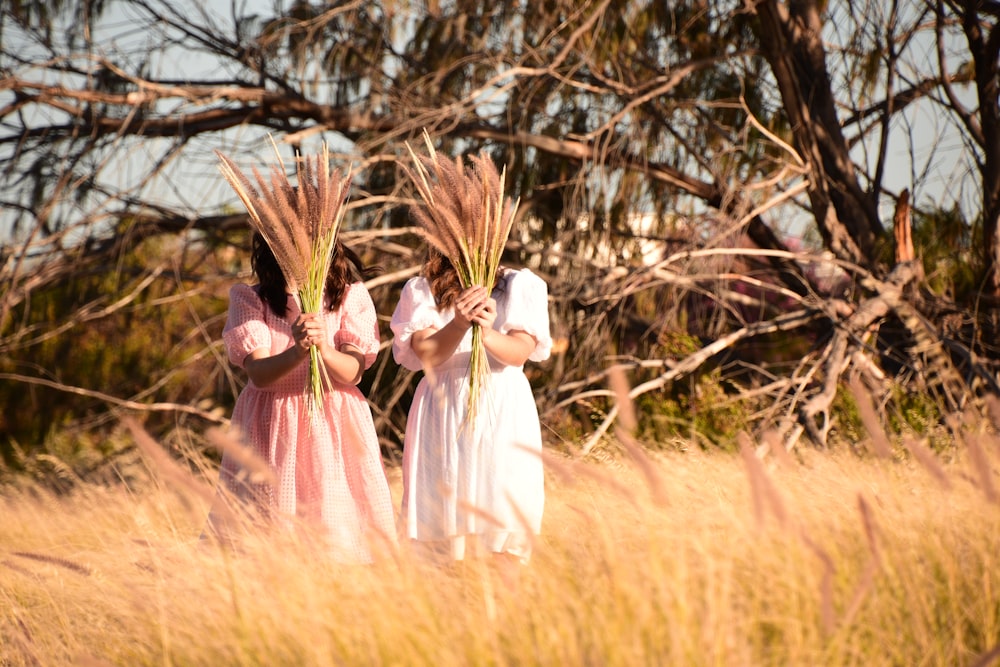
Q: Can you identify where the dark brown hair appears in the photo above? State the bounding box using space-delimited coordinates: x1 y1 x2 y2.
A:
251 232 375 317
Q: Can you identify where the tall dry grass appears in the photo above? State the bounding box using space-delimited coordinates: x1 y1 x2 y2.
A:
2 424 999 666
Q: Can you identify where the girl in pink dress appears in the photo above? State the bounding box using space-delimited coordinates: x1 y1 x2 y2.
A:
207 233 397 563
390 250 552 571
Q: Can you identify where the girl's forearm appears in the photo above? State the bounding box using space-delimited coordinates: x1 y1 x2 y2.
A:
410 319 468 368
244 346 308 386
318 344 365 385
482 328 536 367
245 344 364 387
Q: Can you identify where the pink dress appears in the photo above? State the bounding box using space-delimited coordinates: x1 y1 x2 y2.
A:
390 268 552 561
212 282 396 563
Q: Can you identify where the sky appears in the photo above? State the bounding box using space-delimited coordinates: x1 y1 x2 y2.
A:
1 0 983 250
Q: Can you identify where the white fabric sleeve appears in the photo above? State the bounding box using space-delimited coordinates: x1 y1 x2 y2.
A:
499 269 553 362
390 277 444 372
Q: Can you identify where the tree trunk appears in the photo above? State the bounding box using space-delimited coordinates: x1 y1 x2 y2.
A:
956 0 1000 298
754 0 884 266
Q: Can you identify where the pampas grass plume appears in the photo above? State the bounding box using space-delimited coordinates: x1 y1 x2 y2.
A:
401 130 519 421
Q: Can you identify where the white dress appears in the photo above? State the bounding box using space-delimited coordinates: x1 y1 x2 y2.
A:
390 268 552 560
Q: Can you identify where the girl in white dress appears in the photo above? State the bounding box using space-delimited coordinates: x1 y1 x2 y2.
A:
390 250 552 567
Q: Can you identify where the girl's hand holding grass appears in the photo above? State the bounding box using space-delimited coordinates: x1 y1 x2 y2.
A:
471 297 497 330
453 286 489 329
292 313 327 352
293 313 365 386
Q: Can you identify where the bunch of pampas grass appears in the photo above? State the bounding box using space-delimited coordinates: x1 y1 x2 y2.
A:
216 140 352 411
402 130 520 422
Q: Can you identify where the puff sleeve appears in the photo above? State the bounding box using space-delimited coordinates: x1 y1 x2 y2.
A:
499 269 553 362
333 282 381 370
222 283 271 369
390 277 445 372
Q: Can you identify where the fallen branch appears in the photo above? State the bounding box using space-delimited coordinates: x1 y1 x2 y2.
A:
0 373 229 424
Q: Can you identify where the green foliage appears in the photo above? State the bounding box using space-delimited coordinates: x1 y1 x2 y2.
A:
0 235 234 474
631 371 761 454
886 383 939 435
820 379 952 457
562 317 761 454
912 205 982 302
828 386 866 448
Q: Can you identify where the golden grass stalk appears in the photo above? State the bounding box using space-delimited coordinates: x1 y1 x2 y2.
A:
737 431 789 530
609 364 669 506
216 140 352 411
401 130 519 422
848 376 895 459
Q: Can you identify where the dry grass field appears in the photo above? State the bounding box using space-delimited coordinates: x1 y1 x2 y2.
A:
2 422 999 666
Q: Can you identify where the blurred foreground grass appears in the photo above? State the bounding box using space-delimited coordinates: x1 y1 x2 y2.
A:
2 425 999 666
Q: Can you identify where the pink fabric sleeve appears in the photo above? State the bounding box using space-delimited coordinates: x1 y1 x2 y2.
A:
499 269 553 362
222 283 271 368
333 282 381 370
390 277 443 372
